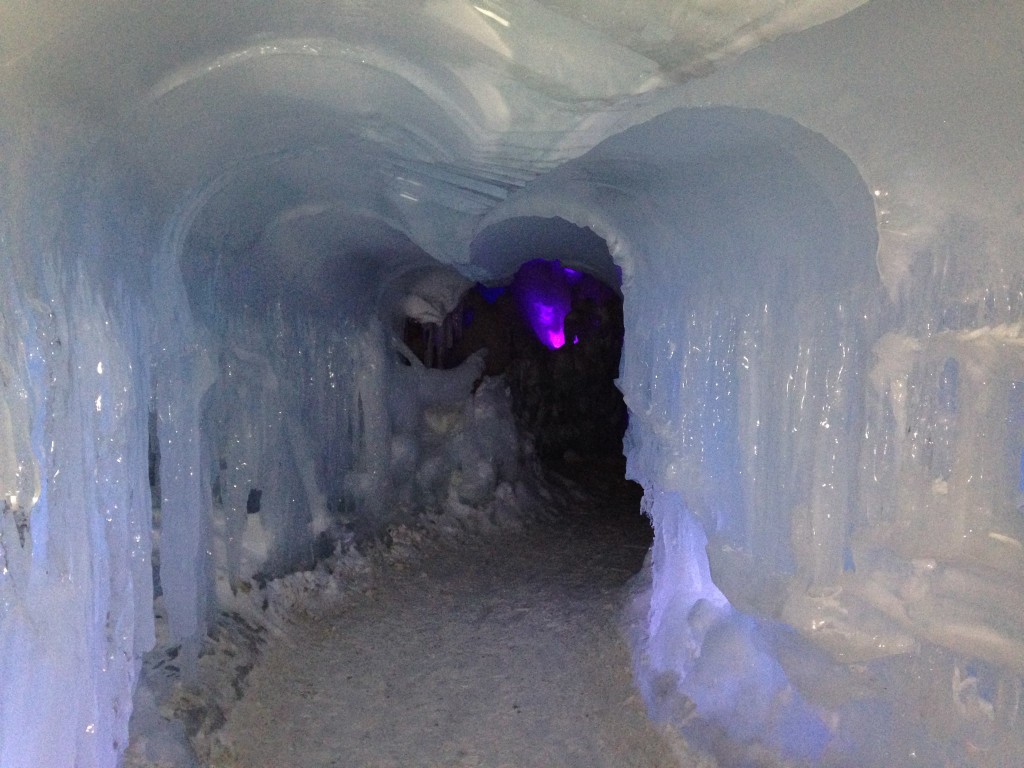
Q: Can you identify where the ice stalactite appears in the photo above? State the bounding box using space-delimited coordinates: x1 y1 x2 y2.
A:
150 205 219 677
195 274 517 594
345 319 394 535
624 277 877 765
198 302 391 591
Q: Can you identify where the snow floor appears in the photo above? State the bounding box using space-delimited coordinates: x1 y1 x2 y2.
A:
201 462 691 767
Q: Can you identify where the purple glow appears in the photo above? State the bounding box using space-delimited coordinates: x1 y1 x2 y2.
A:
478 284 507 304
528 299 569 349
513 260 574 349
512 258 616 350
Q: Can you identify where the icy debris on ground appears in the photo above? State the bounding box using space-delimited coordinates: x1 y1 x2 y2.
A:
131 328 546 761
124 412 561 767
208 462 681 768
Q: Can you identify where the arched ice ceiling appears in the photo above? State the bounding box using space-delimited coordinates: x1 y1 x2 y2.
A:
3 0 870 317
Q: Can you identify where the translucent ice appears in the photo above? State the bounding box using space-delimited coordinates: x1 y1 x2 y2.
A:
2 1 1023 766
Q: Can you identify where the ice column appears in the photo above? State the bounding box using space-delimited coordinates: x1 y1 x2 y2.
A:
151 227 218 671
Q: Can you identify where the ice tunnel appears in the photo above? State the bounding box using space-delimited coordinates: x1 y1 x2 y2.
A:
2 1 1024 766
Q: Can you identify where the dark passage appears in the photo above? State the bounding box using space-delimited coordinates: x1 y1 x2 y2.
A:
403 257 629 466
401 252 643 549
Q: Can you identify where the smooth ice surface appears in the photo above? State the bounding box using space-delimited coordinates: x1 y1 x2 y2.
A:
2 0 1023 766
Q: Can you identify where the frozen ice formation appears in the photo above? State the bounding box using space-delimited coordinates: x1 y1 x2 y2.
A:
2 0 1023 766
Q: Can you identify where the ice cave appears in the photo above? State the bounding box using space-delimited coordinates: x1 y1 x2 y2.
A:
1 1 1023 766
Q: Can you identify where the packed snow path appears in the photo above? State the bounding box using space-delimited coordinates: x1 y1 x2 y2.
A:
216 469 683 767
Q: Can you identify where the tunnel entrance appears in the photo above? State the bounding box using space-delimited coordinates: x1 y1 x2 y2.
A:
503 259 627 466
400 218 644 551
402 257 627 467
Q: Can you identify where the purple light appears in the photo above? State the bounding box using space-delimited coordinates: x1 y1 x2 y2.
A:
528 300 569 349
514 259 597 350
478 284 507 304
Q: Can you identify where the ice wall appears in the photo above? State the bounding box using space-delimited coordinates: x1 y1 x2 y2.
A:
611 118 888 762
617 4 1024 765
3 0 1022 766
0 118 155 765
190 290 523 584
169 190 525 637
483 86 1023 763
202 306 369 590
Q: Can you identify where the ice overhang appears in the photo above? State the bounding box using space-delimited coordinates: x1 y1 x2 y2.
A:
3 0 875 330
470 217 620 289
474 107 879 297
6 0 870 248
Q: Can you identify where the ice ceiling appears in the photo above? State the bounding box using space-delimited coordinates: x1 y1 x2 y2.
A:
2 1 1024 767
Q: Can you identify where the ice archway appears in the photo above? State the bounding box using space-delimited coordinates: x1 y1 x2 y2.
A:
3 1 1024 767
472 109 882 763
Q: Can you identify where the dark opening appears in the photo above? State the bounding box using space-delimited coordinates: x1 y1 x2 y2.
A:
401 259 627 465
403 219 641 545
